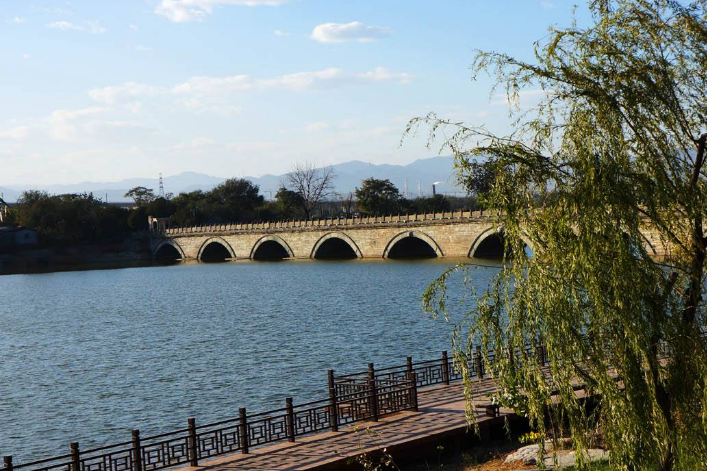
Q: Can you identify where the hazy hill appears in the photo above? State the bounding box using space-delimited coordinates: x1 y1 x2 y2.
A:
3 156 464 202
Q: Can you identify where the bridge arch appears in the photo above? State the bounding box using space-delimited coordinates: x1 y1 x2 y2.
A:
383 231 443 259
197 237 236 262
468 227 533 259
153 239 185 260
250 235 294 260
310 232 363 259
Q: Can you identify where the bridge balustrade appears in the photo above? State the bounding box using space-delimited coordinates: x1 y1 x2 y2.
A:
159 210 492 235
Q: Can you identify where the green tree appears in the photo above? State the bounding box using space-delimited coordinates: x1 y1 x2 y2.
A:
208 178 263 223
409 1 707 470
169 190 209 227
124 187 155 207
355 178 402 215
273 187 305 219
13 191 131 242
146 197 175 218
413 194 451 213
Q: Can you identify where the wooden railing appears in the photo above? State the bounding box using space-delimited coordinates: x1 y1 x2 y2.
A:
160 210 498 236
4 345 541 471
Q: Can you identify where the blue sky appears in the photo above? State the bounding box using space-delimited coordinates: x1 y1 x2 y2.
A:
0 0 585 185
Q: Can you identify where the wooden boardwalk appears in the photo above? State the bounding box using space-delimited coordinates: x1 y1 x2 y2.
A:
193 378 505 471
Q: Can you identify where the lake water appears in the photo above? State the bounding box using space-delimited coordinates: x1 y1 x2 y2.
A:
0 259 498 462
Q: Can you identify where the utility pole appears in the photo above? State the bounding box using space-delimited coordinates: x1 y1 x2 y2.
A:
158 173 165 197
403 179 408 199
418 181 422 198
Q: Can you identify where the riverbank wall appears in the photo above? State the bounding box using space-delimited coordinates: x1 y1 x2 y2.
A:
0 236 152 275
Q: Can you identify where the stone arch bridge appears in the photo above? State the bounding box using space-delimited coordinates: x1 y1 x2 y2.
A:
152 210 666 262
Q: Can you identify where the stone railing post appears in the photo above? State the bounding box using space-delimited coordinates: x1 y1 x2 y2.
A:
4 456 13 471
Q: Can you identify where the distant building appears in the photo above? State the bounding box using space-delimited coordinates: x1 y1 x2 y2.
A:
0 225 39 250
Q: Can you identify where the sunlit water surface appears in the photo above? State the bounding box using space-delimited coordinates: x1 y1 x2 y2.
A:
0 259 499 461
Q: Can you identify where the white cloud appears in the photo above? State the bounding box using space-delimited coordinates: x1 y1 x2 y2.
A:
305 122 330 133
88 67 411 114
22 54 30 60
357 67 412 84
129 24 138 30
47 107 106 140
180 98 242 116
171 68 390 94
31 5 73 15
172 75 252 95
155 0 293 23
171 137 215 150
135 45 153 52
274 29 289 36
48 21 82 31
226 141 282 152
85 21 107 34
261 68 346 91
540 1 555 8
0 126 30 139
89 82 161 104
12 16 26 24
47 20 107 34
311 21 390 43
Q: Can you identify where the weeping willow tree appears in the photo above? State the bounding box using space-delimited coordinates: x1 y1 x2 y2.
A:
407 1 707 470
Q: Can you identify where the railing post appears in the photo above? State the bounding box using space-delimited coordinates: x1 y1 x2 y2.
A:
70 442 81 471
132 430 143 471
410 372 419 412
536 340 545 366
4 456 12 471
509 346 515 366
239 407 249 454
285 398 295 443
475 345 484 379
187 418 198 467
442 351 450 385
367 363 379 422
327 369 339 432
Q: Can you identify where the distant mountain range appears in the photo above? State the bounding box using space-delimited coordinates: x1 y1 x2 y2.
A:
1 156 465 202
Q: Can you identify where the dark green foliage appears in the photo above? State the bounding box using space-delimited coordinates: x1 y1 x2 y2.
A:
169 190 209 227
208 178 264 223
124 186 155 207
13 191 130 243
409 1 707 470
273 188 305 220
146 197 175 218
413 194 451 213
355 178 403 215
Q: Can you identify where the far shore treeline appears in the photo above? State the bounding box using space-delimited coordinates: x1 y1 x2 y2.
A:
3 170 485 245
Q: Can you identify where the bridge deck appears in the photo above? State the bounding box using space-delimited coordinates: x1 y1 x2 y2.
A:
191 378 507 471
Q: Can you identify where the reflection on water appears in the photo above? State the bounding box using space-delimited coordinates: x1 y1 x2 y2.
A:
0 259 500 461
